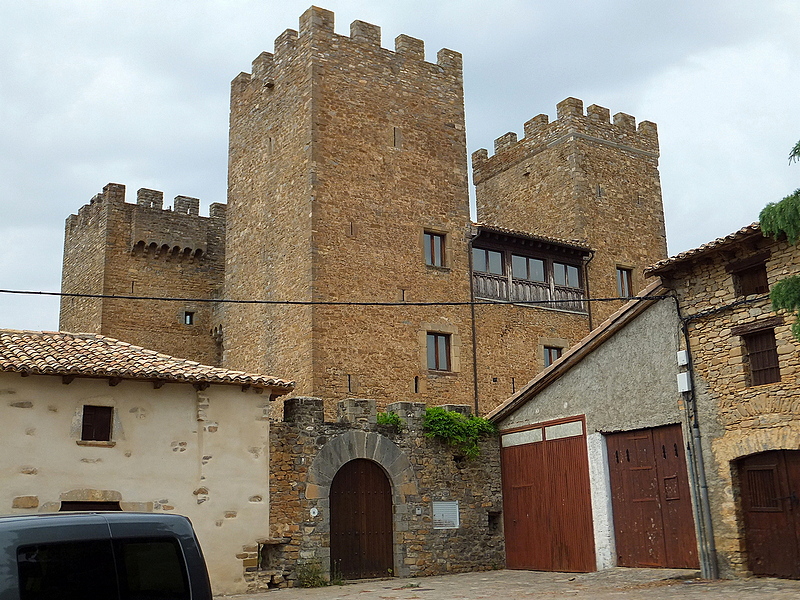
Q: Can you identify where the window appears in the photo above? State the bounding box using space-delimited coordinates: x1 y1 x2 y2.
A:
427 333 451 371
543 346 562 368
424 232 445 267
472 247 503 275
734 264 769 296
553 262 580 288
81 405 113 442
17 538 190 600
616 267 633 297
743 329 780 386
183 311 194 325
432 501 459 529
512 254 545 282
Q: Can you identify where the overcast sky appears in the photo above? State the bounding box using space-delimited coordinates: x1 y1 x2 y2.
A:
1 0 799 332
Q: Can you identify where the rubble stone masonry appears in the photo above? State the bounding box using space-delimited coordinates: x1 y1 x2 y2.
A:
654 230 800 577
253 397 503 590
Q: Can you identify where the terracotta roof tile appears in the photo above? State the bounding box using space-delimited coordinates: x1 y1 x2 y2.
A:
473 222 591 251
0 330 294 392
646 223 762 275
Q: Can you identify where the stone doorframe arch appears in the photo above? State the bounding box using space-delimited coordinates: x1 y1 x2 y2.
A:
305 430 418 578
709 425 800 575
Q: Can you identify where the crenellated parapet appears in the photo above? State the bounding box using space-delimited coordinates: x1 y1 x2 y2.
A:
472 97 659 185
232 6 462 95
64 183 226 262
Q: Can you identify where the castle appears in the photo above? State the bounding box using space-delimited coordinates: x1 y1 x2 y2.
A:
60 6 667 415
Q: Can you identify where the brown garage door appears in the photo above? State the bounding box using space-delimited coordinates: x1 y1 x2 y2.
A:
738 450 800 578
606 424 698 568
501 416 596 572
330 459 393 579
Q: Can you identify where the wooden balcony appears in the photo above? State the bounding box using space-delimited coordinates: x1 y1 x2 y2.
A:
473 272 587 313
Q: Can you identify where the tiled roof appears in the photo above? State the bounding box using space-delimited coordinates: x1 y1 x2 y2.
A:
646 223 762 275
0 330 294 392
473 223 591 251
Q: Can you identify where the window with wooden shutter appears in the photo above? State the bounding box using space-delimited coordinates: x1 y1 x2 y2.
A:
743 329 781 386
81 405 114 442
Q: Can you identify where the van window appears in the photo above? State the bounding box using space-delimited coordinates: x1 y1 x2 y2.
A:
116 537 189 599
17 537 190 600
17 539 117 599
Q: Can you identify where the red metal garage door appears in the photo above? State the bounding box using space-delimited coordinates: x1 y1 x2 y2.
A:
606 424 698 568
501 416 596 572
738 450 800 578
330 459 393 579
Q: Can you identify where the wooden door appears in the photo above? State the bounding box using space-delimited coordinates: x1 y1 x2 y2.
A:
606 424 698 568
329 459 393 579
739 450 800 578
501 417 596 572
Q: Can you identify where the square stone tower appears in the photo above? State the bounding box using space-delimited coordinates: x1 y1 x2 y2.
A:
223 7 475 408
472 98 668 324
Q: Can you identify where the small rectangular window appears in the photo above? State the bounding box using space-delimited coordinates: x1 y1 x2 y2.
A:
183 311 195 325
427 333 451 371
473 248 503 275
735 264 769 296
424 232 445 267
543 346 562 367
743 329 781 386
553 262 580 288
616 267 633 297
82 405 113 442
432 501 460 529
512 255 546 282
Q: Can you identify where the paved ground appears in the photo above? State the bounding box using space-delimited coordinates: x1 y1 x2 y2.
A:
217 568 800 600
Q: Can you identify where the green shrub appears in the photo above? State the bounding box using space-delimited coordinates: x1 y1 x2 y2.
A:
295 561 327 588
760 189 800 244
422 407 496 460
771 275 800 340
377 410 404 431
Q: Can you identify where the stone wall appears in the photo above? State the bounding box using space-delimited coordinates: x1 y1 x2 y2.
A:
252 397 503 590
472 98 668 324
656 231 800 576
224 6 476 411
60 183 225 365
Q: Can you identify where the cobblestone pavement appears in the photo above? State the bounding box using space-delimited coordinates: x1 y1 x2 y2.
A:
217 568 800 600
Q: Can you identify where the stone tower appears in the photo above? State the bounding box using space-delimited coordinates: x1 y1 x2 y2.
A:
223 7 475 407
60 183 226 365
472 98 668 324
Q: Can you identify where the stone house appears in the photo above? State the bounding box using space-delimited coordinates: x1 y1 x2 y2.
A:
647 223 800 579
0 329 293 595
487 282 701 574
59 6 668 416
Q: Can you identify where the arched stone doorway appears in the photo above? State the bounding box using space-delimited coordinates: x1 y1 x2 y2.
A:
330 459 393 579
737 450 800 577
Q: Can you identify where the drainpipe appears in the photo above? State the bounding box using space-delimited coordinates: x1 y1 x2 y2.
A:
583 250 595 331
670 293 719 579
468 231 480 416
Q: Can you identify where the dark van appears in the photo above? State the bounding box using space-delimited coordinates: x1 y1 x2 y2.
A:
0 512 213 599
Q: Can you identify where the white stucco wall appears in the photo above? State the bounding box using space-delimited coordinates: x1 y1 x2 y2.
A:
1 372 273 595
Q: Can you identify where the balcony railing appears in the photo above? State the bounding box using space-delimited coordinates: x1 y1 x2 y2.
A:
473 272 587 313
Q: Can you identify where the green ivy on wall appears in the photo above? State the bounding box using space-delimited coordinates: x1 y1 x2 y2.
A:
422 407 496 460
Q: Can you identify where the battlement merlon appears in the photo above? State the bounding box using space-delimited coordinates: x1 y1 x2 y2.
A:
65 183 225 235
472 97 659 185
232 6 462 89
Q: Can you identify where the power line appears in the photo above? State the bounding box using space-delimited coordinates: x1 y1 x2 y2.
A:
0 288 670 307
